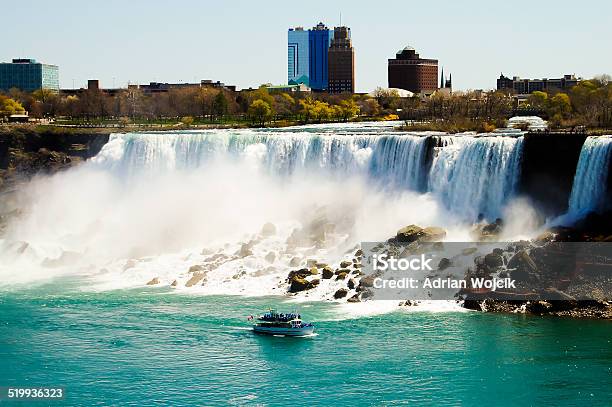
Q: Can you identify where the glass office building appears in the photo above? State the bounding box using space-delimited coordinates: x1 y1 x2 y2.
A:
288 27 310 86
287 22 333 91
308 22 332 91
0 59 60 92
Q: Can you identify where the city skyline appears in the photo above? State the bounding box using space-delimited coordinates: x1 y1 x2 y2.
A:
3 0 612 92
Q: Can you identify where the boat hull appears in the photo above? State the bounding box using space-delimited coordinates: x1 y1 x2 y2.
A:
253 325 315 337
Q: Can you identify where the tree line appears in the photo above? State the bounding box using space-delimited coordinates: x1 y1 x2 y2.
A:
1 75 611 130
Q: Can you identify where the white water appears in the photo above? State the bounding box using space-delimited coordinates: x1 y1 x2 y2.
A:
0 123 534 305
567 136 612 217
429 136 524 220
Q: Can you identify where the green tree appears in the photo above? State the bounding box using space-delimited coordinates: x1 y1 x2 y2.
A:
212 91 229 120
549 93 571 118
338 99 360 121
528 91 548 110
248 99 272 126
0 95 26 117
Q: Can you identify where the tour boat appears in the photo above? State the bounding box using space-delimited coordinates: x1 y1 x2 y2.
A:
249 309 315 337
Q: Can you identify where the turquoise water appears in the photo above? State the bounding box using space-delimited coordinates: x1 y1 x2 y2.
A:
1 284 611 406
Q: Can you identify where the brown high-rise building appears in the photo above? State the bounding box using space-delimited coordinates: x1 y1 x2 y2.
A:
388 46 438 94
328 26 355 94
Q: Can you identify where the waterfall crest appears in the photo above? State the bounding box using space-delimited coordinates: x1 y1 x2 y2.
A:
92 129 526 221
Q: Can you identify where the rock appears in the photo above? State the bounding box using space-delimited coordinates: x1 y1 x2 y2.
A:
289 257 301 267
265 252 276 263
336 272 348 280
354 249 363 257
288 275 319 293
289 277 310 292
359 275 376 288
309 267 319 275
189 265 204 273
261 222 277 236
484 253 504 269
316 262 328 269
421 226 447 242
170 280 178 287
534 231 555 244
347 279 356 289
347 293 361 303
335 268 350 275
306 259 318 268
340 260 352 268
237 243 253 258
322 266 334 279
333 288 348 299
287 269 308 279
146 277 160 285
438 258 451 270
185 272 205 287
395 225 425 243
508 250 537 272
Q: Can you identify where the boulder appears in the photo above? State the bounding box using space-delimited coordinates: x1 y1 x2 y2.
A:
185 272 206 287
288 276 319 293
395 225 425 243
421 227 447 242
146 277 160 285
261 222 277 237
347 293 361 303
438 258 451 270
340 260 352 268
354 249 363 257
287 268 319 280
484 253 504 269
289 276 310 293
333 288 348 299
336 272 348 280
189 265 204 273
359 275 376 288
322 266 334 279
237 243 253 258
347 279 356 290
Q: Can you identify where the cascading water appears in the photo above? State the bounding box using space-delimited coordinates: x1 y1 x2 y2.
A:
428 136 524 221
567 136 612 217
0 123 535 293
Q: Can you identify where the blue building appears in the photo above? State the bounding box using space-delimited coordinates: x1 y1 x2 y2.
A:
288 27 310 86
287 22 333 91
308 22 332 91
0 59 59 92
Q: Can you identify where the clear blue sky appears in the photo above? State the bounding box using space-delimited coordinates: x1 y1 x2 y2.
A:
3 0 611 92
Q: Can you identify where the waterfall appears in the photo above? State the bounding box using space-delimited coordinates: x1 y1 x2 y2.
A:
567 136 612 217
92 130 428 187
92 129 525 221
428 136 524 221
368 135 428 191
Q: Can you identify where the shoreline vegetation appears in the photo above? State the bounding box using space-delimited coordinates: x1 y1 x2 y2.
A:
0 75 610 133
